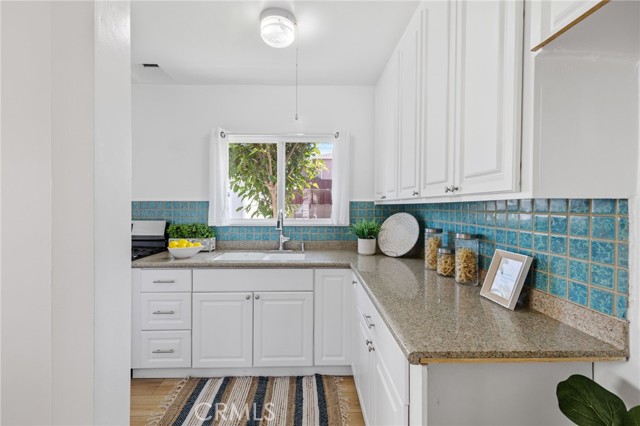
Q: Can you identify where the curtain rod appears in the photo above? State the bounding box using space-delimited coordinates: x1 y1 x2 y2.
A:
220 131 339 140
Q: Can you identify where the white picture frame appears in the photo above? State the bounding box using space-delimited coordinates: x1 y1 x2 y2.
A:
480 249 533 310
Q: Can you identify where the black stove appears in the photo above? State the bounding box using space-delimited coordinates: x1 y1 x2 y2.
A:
131 220 167 261
132 247 166 261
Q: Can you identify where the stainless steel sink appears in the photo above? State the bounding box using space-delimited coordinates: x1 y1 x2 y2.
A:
211 251 306 262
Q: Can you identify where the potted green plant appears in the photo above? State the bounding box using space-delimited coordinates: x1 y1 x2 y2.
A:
351 219 381 255
557 374 640 425
167 223 216 252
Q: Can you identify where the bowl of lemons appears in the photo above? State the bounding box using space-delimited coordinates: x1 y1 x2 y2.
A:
168 239 204 259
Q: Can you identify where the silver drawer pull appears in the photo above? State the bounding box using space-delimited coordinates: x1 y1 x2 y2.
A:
153 280 176 284
152 310 175 315
152 349 175 354
363 314 375 329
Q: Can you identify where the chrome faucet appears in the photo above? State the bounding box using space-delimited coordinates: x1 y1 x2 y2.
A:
275 209 290 251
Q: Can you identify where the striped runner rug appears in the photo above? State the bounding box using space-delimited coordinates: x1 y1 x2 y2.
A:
147 375 349 426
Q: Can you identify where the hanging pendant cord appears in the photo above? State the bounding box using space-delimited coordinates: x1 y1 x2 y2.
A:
295 23 299 121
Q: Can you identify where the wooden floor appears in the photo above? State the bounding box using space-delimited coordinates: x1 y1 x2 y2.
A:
131 376 365 426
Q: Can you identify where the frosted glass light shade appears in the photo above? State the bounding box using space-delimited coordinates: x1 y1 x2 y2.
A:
260 9 296 48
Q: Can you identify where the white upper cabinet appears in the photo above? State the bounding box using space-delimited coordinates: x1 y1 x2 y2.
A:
522 0 639 199
531 0 608 51
374 0 523 202
453 0 523 196
420 1 456 197
374 51 399 201
397 11 424 199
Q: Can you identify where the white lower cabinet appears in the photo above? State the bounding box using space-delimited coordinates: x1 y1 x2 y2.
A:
352 276 409 426
192 292 253 368
141 330 191 368
354 317 373 425
314 269 353 366
254 291 314 367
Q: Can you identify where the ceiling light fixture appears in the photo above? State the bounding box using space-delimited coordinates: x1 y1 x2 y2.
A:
260 8 296 49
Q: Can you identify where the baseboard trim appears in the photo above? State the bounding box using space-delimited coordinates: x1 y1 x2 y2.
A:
132 365 353 378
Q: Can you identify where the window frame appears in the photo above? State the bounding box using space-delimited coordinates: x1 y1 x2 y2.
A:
227 134 335 226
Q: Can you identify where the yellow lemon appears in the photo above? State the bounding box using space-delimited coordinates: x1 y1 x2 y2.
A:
193 242 202 247
177 241 188 248
186 242 193 248
168 241 179 248
178 239 189 245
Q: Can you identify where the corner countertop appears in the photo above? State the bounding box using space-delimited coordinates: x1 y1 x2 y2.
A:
133 250 628 365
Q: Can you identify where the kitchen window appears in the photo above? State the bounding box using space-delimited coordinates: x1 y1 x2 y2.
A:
209 131 349 226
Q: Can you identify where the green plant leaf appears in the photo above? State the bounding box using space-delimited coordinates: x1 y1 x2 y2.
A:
351 219 381 239
624 407 640 426
557 375 627 426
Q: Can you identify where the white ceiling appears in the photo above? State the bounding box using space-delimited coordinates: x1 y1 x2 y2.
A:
131 1 419 86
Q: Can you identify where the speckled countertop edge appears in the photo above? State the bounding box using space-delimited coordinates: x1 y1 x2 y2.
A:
133 250 629 365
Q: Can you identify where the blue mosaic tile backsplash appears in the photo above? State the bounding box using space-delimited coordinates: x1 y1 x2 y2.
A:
132 198 629 320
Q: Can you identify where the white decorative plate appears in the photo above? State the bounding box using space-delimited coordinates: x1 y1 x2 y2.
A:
378 213 419 257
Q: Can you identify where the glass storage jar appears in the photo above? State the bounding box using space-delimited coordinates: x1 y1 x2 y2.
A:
437 248 455 277
455 233 479 285
424 228 444 270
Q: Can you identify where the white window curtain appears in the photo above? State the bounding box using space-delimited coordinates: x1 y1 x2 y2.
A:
208 128 230 226
331 131 350 225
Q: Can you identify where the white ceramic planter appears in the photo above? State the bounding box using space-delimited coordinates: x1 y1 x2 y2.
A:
358 238 377 255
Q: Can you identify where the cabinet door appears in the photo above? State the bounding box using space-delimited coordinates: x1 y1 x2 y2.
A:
421 1 456 198
397 12 423 200
192 292 253 368
354 316 373 426
454 0 523 195
371 351 408 426
374 79 387 201
376 51 399 201
314 270 352 366
253 292 313 367
531 0 607 51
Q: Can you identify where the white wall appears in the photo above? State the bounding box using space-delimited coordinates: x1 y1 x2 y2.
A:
132 84 375 201
51 2 95 424
1 3 53 424
1 2 131 425
94 2 132 424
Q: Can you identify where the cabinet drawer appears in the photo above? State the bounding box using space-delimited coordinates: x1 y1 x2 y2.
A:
141 269 191 292
355 279 409 405
140 293 191 330
140 330 191 368
193 269 313 292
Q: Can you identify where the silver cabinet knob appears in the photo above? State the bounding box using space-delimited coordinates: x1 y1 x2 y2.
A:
245 295 251 300
365 339 373 345
380 195 386 200
444 186 451 193
368 345 375 352
451 186 459 192
255 295 260 300
352 280 357 286
413 191 419 196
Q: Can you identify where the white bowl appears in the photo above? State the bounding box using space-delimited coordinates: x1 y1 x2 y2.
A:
168 246 203 259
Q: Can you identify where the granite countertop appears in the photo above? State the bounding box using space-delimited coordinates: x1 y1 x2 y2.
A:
133 250 628 365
